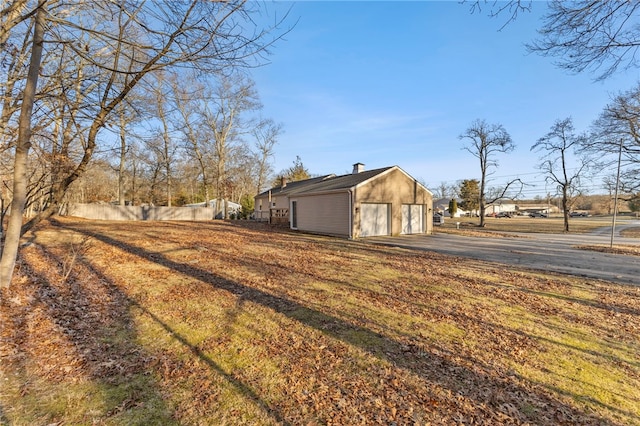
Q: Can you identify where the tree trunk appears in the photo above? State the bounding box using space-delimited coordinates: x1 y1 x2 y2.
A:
0 3 45 288
131 159 138 206
562 188 570 232
118 108 126 206
0 193 5 242
479 176 486 227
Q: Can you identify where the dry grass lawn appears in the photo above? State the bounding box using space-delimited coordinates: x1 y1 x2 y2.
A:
437 216 640 256
1 217 639 425
436 215 636 235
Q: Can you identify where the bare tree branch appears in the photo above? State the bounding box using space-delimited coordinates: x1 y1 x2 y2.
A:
528 1 640 81
532 117 591 232
464 0 532 31
459 118 515 226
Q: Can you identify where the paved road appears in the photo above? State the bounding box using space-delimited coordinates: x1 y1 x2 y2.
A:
368 221 640 286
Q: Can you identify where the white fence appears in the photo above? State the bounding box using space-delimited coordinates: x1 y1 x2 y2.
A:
66 203 216 221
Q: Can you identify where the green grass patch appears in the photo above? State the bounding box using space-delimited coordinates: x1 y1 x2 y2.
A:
1 373 174 426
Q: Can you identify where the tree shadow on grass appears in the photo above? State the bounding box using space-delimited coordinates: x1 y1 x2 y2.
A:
0 245 175 424
78 261 291 425
55 219 628 425
468 314 640 420
482 279 640 317
2 230 292 425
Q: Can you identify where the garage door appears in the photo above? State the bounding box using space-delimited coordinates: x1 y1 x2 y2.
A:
360 203 389 237
401 204 424 234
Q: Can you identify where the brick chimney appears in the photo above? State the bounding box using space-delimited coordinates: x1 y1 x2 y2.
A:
352 162 365 174
280 176 287 188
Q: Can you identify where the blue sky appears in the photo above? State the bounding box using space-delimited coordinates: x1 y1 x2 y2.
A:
251 1 638 197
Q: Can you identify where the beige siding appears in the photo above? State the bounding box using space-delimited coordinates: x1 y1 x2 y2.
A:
254 192 289 222
254 197 269 221
293 192 351 237
354 168 433 237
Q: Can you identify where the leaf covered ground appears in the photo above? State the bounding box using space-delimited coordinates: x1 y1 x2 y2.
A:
1 218 639 425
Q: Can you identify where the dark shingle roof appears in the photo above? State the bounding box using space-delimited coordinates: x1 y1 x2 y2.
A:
257 167 395 197
294 167 394 194
256 174 334 197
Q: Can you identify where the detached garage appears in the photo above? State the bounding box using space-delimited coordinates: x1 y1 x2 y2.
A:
254 163 433 239
402 204 424 235
360 203 390 237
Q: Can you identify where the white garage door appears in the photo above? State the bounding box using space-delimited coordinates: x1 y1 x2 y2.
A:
401 204 424 234
360 203 389 237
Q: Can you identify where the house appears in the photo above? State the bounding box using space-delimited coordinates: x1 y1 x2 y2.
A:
185 199 241 218
434 198 470 218
435 198 523 218
517 203 560 216
484 202 518 216
254 163 433 238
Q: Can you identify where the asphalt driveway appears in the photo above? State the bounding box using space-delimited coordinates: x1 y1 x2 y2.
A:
368 221 640 286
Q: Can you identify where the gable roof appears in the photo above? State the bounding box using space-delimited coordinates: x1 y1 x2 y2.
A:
256 167 394 198
256 174 335 198
293 166 394 194
257 165 432 198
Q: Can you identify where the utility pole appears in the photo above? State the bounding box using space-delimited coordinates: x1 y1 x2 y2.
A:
610 138 623 248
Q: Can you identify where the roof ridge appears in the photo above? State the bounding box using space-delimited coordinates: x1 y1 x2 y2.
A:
257 166 401 197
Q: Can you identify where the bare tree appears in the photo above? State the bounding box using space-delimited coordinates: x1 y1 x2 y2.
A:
0 1 288 288
0 15 32 153
0 1 45 287
227 150 255 208
173 73 215 207
465 0 532 30
0 6 45 222
149 73 179 206
113 74 146 207
602 174 626 215
127 141 145 206
116 102 131 206
201 72 261 219
468 1 640 81
459 119 516 227
433 181 458 199
532 118 590 232
252 118 281 194
590 83 640 197
529 1 640 81
174 74 280 209
0 0 31 47
435 182 448 199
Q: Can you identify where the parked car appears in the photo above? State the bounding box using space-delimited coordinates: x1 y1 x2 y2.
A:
529 212 547 218
497 212 513 218
569 211 591 217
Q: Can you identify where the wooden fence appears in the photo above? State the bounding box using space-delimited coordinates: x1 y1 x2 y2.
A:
65 203 216 221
